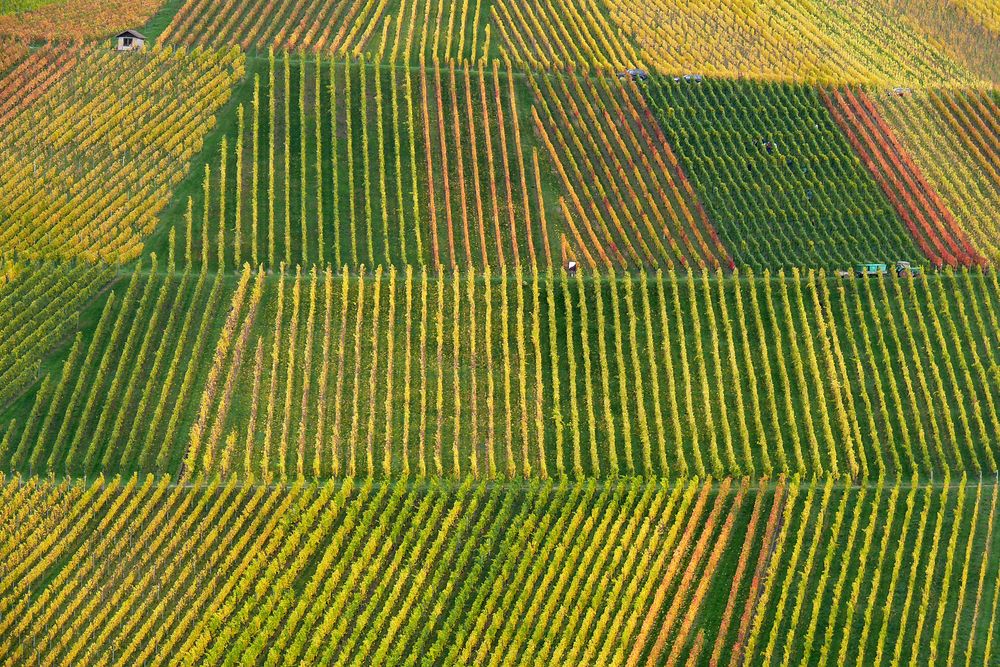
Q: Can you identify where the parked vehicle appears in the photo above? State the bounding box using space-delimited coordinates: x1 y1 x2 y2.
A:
854 262 889 277
618 68 650 82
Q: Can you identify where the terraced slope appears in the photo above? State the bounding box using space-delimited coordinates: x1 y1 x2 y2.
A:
155 64 995 275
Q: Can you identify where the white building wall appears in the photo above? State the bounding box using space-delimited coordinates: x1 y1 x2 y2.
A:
116 37 145 51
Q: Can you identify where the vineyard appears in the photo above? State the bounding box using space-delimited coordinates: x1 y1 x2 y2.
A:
644 78 925 270
952 0 1000 33
0 475 997 665
0 261 112 408
0 0 163 40
0 45 243 262
1 0 999 664
606 0 977 86
0 0 61 13
529 71 731 270
4 258 999 482
885 0 999 85
0 37 26 72
821 87 985 268
0 43 82 125
159 54 551 270
161 0 497 64
874 86 1000 263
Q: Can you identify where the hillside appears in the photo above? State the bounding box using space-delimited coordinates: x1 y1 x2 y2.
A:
0 0 998 664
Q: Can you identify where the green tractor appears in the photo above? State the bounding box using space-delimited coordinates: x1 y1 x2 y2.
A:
847 261 923 278
894 261 923 278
